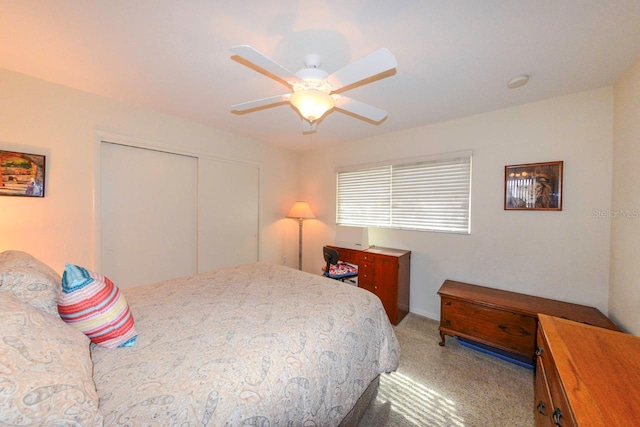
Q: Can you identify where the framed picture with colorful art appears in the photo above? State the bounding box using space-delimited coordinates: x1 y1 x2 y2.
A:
504 161 562 210
0 150 46 197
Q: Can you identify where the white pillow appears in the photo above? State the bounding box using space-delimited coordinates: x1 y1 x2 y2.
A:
0 292 104 426
0 250 61 316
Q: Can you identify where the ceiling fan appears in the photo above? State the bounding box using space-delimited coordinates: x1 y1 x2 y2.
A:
229 45 397 129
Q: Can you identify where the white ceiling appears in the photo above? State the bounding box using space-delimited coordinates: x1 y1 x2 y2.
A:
2 1 640 152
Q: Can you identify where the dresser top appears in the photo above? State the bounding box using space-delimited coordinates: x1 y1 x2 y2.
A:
329 245 410 258
539 314 640 426
438 280 620 331
363 246 410 257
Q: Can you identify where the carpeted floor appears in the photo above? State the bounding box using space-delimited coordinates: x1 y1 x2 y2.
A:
358 314 534 427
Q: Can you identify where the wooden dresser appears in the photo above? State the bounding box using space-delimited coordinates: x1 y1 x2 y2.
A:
437 280 620 362
328 245 410 325
535 314 640 426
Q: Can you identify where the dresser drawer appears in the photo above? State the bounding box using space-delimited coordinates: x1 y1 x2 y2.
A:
534 357 554 427
536 328 576 427
357 255 376 285
359 253 377 263
441 297 536 357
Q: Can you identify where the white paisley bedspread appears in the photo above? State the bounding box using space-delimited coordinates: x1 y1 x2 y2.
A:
90 263 400 426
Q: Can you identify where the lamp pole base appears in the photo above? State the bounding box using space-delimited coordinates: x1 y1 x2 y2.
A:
298 218 303 270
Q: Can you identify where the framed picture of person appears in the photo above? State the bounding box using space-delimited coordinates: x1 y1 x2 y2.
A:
504 161 562 210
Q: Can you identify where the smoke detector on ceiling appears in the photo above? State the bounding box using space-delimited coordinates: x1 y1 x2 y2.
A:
507 74 530 89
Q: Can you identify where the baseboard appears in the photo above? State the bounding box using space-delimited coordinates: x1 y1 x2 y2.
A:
408 307 439 321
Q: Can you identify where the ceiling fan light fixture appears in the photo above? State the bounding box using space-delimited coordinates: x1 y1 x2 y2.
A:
229 45 397 126
290 89 335 122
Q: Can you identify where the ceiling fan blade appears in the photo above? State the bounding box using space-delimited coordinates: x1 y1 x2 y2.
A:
334 96 388 122
230 94 291 112
230 45 300 85
327 48 397 91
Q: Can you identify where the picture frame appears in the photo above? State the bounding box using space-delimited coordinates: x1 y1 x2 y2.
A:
0 150 46 197
504 161 562 211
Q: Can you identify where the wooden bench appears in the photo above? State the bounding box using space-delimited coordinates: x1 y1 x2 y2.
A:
437 280 620 363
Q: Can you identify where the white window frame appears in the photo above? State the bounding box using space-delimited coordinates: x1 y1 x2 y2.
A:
336 151 472 234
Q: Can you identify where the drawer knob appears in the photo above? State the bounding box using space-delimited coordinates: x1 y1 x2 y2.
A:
536 401 547 415
552 408 563 426
535 346 543 357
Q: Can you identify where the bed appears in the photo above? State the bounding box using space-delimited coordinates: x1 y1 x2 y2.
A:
0 251 400 426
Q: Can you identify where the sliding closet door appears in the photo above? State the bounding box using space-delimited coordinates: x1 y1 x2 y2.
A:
198 158 259 272
101 142 197 288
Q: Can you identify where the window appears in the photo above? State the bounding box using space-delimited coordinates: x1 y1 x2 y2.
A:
336 152 472 234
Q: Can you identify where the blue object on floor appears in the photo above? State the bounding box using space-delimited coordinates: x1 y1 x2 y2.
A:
457 338 534 369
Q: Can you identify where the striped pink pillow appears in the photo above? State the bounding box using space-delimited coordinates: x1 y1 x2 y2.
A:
58 264 137 348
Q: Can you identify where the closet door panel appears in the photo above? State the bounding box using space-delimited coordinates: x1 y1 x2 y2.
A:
101 142 197 288
198 158 259 272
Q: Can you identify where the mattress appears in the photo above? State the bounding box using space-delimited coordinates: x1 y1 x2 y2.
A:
90 262 399 426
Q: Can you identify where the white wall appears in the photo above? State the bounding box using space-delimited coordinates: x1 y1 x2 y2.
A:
0 68 301 274
610 58 640 335
300 87 614 320
2 67 626 327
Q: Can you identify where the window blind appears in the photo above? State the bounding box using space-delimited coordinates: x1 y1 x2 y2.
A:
336 154 471 234
337 166 391 227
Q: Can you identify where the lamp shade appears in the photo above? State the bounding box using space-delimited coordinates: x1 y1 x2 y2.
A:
286 201 316 220
290 90 335 122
